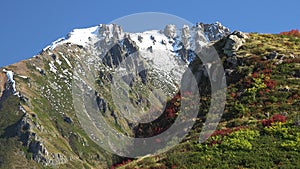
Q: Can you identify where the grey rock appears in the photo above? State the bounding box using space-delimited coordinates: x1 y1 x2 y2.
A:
96 96 107 113
30 141 67 166
138 35 143 42
266 51 278 60
15 111 67 166
223 31 248 57
181 25 191 49
197 22 231 41
164 24 177 39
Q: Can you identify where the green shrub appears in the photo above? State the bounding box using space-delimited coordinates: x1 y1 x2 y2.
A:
232 102 250 117
222 137 253 150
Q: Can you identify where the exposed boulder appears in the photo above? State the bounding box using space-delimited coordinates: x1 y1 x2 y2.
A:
223 31 248 57
266 51 279 60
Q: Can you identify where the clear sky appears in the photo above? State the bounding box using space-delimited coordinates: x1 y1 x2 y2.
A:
0 0 299 67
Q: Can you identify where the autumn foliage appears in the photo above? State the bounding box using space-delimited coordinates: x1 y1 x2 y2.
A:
262 114 287 127
280 29 300 37
208 127 244 146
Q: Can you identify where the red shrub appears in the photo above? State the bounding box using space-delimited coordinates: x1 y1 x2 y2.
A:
264 79 277 89
252 72 259 78
280 29 300 37
208 127 244 146
262 114 287 127
272 114 287 123
211 126 243 137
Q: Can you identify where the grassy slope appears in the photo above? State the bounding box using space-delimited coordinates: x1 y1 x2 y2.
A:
0 44 119 169
115 33 300 169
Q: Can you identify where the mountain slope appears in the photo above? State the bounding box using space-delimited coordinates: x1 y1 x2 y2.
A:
113 32 300 168
0 22 229 168
0 23 299 169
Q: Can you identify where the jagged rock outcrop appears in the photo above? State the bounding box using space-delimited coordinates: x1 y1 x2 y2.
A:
197 22 231 41
164 24 177 39
223 31 248 57
181 25 191 49
29 141 68 166
16 107 68 166
102 36 138 68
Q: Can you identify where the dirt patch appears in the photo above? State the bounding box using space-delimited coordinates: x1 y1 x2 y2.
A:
0 72 7 97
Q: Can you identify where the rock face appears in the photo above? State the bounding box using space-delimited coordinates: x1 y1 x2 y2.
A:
181 25 191 49
29 141 68 166
223 31 248 57
198 22 231 41
164 24 177 38
16 106 68 166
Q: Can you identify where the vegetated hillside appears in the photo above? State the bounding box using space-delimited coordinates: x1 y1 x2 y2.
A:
0 43 118 169
0 27 299 169
113 32 300 169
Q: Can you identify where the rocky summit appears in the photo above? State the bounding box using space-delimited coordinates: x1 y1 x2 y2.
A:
0 22 299 169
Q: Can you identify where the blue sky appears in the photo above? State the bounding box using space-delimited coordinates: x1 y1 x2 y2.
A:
0 0 299 67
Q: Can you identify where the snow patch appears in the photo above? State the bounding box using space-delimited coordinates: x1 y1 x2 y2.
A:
18 75 29 79
19 105 26 113
45 26 99 50
56 59 62 65
59 52 73 68
49 61 58 74
36 67 42 72
3 69 18 94
44 38 65 51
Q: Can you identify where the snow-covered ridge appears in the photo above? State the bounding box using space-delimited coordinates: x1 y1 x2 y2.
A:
40 22 230 85
44 25 100 51
43 22 230 52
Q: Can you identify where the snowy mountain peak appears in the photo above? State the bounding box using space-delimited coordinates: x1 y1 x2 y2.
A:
44 22 230 52
40 22 230 92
